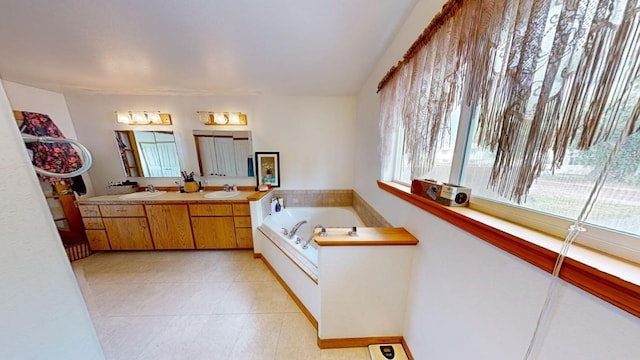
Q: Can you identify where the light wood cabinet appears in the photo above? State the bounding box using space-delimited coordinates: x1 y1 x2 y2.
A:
233 203 253 248
78 200 253 251
79 205 110 251
85 229 110 250
189 202 253 249
99 205 153 250
191 217 237 249
189 204 236 249
146 204 195 249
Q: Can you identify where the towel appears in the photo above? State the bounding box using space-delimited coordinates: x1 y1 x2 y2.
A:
20 111 84 188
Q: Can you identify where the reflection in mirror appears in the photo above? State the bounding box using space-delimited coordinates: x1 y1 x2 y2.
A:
193 130 253 177
114 130 181 177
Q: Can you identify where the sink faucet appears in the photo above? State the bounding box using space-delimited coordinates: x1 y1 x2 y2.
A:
146 184 157 192
302 224 326 249
289 220 308 240
224 184 230 192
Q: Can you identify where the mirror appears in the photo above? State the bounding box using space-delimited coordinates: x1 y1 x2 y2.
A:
193 130 253 177
114 130 181 177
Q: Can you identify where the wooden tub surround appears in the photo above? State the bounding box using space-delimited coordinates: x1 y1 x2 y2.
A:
314 227 419 246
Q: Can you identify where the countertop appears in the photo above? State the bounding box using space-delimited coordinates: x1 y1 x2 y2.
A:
314 227 419 246
78 190 260 204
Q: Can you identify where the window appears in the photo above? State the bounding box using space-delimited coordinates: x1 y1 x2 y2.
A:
378 0 640 263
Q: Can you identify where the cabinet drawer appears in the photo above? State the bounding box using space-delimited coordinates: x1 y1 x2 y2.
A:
232 203 251 216
99 204 145 217
235 228 253 248
189 204 233 216
234 216 252 228
82 217 104 229
79 205 100 217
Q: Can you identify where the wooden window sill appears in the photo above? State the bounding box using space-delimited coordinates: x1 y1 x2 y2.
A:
378 180 640 318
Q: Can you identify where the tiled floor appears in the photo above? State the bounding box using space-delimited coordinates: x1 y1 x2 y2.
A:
72 250 370 360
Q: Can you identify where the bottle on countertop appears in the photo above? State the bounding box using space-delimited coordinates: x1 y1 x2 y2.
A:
275 197 282 212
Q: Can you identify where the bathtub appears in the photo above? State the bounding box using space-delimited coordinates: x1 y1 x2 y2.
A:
258 206 363 280
260 207 363 265
256 206 364 321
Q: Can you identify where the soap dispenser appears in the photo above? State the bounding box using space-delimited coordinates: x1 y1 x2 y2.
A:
275 198 282 212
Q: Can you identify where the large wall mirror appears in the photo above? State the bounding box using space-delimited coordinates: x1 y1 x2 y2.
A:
114 130 181 177
193 130 254 177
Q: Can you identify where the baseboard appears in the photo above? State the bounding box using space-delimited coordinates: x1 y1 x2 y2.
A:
317 336 403 349
401 337 415 360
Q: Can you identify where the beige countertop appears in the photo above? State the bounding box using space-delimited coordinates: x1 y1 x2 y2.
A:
78 190 259 204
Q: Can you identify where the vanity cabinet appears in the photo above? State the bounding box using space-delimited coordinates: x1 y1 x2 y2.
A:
190 204 237 249
78 197 255 251
146 204 195 249
99 205 153 250
79 205 110 250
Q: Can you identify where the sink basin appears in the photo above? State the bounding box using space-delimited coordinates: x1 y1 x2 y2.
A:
204 191 241 199
119 191 167 199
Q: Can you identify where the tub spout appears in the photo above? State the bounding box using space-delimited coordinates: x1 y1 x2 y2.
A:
289 220 308 240
302 224 326 249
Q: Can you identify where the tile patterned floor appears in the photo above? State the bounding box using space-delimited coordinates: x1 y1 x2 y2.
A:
72 250 370 360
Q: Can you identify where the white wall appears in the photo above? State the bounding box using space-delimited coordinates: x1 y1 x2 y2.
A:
0 82 104 359
354 1 640 359
65 94 356 194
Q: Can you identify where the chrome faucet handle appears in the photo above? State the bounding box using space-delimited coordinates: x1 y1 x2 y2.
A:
224 184 230 192
282 228 289 236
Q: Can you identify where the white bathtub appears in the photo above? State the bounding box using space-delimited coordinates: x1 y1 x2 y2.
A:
258 206 364 269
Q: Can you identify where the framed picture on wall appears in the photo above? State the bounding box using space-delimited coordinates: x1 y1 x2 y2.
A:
255 152 280 188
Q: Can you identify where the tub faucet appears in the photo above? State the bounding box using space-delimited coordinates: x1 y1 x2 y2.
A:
289 220 308 240
302 224 326 249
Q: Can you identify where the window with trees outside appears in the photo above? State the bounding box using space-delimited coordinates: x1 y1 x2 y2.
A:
379 0 640 264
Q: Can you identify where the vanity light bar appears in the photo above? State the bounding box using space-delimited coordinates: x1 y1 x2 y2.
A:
116 111 172 125
197 111 247 126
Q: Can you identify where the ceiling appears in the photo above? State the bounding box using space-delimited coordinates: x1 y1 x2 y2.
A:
0 0 417 96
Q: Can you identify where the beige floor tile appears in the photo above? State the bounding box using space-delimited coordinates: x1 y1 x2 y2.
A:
275 312 322 359
184 314 247 360
176 282 232 315
250 282 300 314
73 250 371 359
320 347 372 359
229 313 285 359
93 315 174 360
136 315 210 360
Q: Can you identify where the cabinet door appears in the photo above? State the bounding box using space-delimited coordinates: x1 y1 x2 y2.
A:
146 205 195 249
191 217 236 249
103 218 153 250
86 230 110 250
